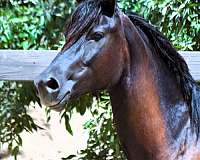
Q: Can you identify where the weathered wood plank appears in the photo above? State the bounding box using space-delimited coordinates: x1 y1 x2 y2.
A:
179 51 200 81
0 50 199 81
0 50 58 81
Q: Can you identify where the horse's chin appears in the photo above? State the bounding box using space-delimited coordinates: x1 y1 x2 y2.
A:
43 89 85 112
46 92 71 112
49 104 65 112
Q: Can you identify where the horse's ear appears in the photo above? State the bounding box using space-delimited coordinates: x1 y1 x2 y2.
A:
100 0 116 17
76 0 84 4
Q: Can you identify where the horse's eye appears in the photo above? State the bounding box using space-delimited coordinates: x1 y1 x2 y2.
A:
90 32 104 41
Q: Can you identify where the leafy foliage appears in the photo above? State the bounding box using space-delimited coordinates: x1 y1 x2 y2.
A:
0 0 75 49
60 94 94 136
0 0 75 158
63 93 126 160
0 81 39 159
119 0 200 50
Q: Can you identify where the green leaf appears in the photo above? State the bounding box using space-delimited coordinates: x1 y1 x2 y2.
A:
64 115 73 135
11 146 19 157
62 155 76 160
21 41 30 49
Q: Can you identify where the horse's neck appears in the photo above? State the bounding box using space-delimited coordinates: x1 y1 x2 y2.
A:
109 16 196 159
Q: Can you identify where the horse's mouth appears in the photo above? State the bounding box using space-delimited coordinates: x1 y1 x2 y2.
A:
50 104 64 112
48 91 71 112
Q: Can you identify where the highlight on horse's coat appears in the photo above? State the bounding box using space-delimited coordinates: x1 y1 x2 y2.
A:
34 0 200 159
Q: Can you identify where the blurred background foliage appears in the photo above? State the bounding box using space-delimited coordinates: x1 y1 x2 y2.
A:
0 0 199 159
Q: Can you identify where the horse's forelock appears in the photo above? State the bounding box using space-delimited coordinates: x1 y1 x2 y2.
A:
64 0 101 48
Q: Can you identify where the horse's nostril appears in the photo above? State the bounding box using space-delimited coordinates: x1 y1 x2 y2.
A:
46 78 59 90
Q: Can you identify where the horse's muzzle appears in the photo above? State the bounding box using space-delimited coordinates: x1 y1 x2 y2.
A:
34 75 69 111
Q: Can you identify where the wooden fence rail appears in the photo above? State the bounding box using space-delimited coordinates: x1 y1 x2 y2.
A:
0 50 200 81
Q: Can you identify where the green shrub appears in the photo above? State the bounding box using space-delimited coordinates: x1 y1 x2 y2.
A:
0 0 75 158
119 0 200 50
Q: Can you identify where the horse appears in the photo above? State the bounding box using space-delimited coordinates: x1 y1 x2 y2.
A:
34 0 200 159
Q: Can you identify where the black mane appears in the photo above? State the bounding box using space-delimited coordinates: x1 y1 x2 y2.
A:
127 12 200 138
